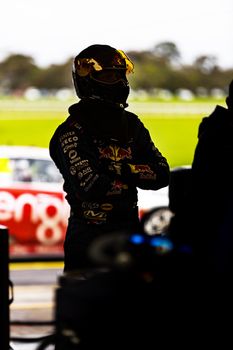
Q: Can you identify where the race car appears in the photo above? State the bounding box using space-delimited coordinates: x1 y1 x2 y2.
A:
0 145 172 260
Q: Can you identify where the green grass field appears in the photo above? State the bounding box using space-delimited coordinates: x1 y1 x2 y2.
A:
0 97 225 168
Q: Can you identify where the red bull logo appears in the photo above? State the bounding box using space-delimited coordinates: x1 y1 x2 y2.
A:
98 145 132 161
107 180 128 195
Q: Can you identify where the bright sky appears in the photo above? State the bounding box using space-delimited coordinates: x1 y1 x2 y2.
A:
1 0 233 68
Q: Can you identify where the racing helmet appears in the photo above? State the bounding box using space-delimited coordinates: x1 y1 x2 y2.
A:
72 44 134 106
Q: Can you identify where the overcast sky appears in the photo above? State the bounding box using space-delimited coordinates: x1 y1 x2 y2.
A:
1 0 232 68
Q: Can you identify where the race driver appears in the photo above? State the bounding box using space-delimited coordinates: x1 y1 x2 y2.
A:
49 44 170 272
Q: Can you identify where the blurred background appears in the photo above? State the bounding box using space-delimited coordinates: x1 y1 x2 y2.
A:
0 0 232 98
0 2 232 348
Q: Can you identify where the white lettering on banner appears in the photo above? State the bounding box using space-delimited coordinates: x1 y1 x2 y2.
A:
36 194 67 245
14 193 38 222
0 191 69 245
0 191 15 220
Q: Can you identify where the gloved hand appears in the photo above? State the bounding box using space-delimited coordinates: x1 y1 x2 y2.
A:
119 162 133 183
106 161 132 182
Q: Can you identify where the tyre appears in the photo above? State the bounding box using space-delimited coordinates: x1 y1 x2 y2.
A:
141 206 174 235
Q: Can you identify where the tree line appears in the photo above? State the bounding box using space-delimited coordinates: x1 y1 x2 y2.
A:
0 42 232 96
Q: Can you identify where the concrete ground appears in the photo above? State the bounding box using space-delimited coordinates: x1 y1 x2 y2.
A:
9 262 63 350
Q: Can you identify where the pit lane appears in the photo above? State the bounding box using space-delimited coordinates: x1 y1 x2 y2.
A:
9 261 63 350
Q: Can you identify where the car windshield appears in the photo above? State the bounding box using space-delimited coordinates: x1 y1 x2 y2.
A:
0 157 63 184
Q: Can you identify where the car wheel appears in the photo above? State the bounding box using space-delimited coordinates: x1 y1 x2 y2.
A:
141 206 174 236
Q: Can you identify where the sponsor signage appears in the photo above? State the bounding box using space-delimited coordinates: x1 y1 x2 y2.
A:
0 187 69 257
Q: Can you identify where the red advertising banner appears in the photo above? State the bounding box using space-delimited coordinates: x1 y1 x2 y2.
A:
0 186 69 257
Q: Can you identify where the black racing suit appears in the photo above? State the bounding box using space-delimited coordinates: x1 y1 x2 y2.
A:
49 99 170 271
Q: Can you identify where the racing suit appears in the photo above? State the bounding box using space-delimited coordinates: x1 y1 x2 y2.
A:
49 99 170 271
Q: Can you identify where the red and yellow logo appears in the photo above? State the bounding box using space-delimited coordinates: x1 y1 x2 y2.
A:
98 145 132 161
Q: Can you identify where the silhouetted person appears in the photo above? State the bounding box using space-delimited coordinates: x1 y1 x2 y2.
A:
167 81 233 344
191 79 233 274
49 45 170 273
170 79 233 275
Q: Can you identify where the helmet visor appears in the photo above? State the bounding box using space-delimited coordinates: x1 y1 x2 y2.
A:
73 49 134 78
116 50 134 74
91 69 128 84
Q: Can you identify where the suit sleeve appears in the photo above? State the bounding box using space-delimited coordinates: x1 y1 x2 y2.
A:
122 118 170 190
50 124 113 201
